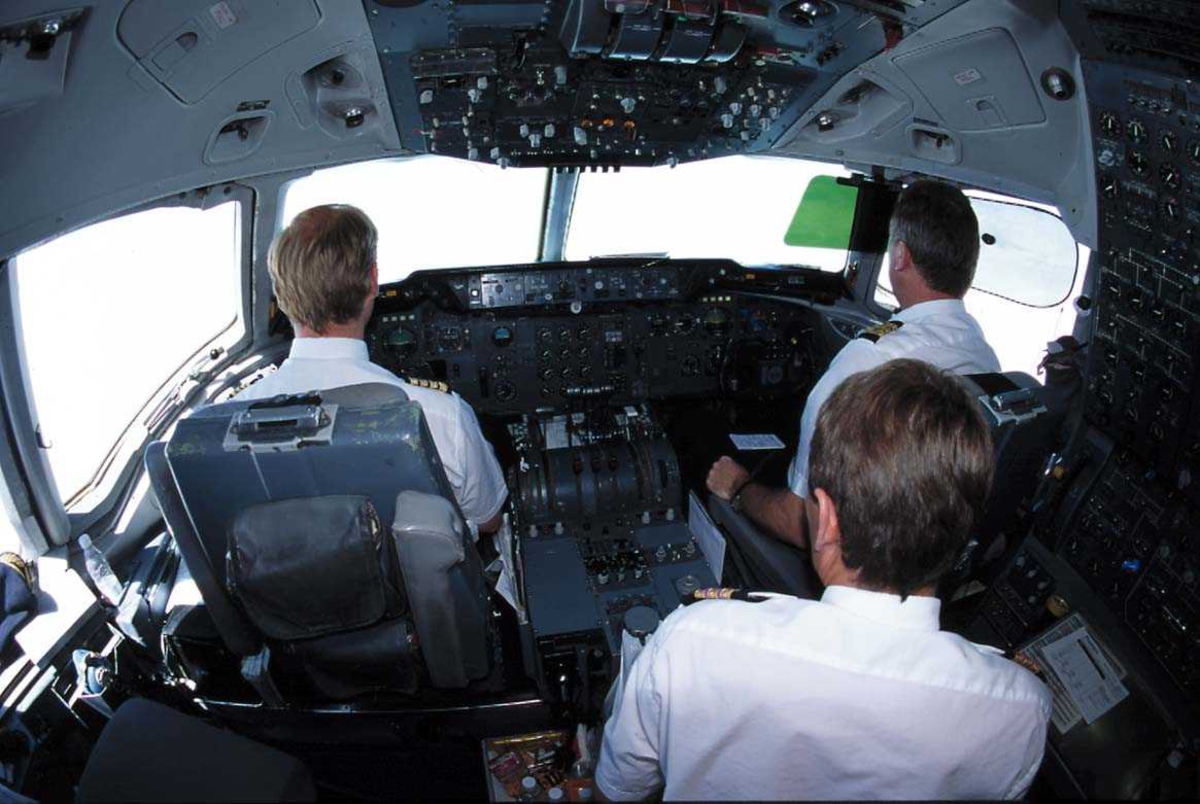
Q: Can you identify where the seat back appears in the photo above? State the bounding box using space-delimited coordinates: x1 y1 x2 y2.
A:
392 490 490 686
146 441 261 658
958 372 1067 574
146 382 490 692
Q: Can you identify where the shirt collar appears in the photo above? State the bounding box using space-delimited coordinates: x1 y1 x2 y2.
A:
819 585 941 632
892 298 966 324
287 337 370 362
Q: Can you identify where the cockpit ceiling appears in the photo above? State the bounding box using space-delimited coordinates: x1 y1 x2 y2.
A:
0 0 1094 259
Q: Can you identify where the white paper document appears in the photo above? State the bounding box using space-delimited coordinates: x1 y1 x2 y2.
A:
687 491 725 582
729 433 786 451
490 516 527 624
1038 624 1128 727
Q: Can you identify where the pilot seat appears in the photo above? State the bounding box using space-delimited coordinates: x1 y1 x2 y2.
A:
712 370 1069 600
144 383 493 704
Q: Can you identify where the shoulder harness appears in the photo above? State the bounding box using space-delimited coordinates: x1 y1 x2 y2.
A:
857 320 904 343
405 377 451 393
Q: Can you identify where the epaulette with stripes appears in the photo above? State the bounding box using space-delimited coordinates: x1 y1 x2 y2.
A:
857 320 904 343
405 377 451 393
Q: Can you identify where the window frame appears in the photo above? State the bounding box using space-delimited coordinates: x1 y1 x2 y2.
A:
0 185 255 550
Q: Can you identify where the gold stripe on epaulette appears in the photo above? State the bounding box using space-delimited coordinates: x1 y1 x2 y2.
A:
405 377 451 393
858 320 904 343
1 552 34 590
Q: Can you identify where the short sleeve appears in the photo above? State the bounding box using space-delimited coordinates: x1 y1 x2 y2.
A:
596 636 668 801
788 339 887 498
450 397 508 528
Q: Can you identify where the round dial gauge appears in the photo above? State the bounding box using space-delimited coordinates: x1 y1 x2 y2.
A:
1159 162 1181 191
492 325 514 347
1127 118 1146 144
703 307 731 335
1099 111 1120 137
1129 151 1150 178
1162 198 1181 225
383 327 418 361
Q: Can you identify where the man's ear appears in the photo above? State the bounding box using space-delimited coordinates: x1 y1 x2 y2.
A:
890 240 913 274
810 487 841 553
370 262 379 295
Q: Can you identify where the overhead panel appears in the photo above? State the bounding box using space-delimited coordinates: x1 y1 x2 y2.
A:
363 0 974 169
892 28 1045 132
117 0 321 105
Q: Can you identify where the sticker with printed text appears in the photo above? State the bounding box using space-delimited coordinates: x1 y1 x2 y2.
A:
209 2 237 29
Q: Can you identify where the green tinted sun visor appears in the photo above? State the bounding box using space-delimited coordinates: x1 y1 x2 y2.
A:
784 175 859 250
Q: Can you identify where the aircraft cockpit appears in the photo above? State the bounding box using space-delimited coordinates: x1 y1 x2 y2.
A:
1 0 1198 800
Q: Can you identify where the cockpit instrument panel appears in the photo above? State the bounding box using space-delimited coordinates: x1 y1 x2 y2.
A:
1051 41 1200 720
1080 60 1200 500
366 261 827 415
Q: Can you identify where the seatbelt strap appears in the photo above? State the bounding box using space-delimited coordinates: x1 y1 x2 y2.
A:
241 646 285 707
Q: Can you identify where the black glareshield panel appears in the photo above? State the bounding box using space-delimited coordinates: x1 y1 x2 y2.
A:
366 262 825 415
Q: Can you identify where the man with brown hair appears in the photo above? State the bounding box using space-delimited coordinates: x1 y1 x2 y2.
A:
597 360 1050 801
237 204 507 534
708 179 999 552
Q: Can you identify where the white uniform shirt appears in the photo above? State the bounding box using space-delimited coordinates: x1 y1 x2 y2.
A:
235 338 507 530
597 586 1051 801
788 299 1000 498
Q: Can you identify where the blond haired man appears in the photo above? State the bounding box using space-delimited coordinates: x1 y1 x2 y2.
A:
237 204 507 534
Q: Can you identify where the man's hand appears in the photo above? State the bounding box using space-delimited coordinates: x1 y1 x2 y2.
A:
707 456 750 501
707 457 808 550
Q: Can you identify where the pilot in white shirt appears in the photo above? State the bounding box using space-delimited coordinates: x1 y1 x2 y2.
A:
598 360 1051 801
236 204 507 534
708 179 999 553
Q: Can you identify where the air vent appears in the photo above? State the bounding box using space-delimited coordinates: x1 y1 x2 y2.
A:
907 124 960 164
204 112 272 164
293 56 382 140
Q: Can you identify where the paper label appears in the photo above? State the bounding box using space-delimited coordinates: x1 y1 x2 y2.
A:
1019 613 1126 733
729 433 785 451
209 2 237 29
1040 628 1128 725
953 67 983 86
688 491 725 581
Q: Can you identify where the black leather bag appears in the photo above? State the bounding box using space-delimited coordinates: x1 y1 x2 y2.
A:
227 495 405 641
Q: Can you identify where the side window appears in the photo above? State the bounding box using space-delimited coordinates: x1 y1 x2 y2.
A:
874 192 1087 377
13 202 243 508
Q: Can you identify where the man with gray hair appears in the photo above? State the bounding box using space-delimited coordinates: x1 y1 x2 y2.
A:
707 179 999 562
237 204 507 534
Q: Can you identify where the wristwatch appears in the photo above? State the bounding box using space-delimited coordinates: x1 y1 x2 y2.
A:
730 481 750 512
